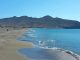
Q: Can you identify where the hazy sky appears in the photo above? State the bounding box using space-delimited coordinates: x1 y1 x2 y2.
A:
0 0 80 21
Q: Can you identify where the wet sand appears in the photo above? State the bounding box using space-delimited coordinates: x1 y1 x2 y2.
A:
19 48 80 60
0 28 32 60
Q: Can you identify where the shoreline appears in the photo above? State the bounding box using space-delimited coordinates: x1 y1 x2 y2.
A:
19 47 80 60
0 28 80 60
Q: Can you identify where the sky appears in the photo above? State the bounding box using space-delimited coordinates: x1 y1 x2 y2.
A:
0 0 80 21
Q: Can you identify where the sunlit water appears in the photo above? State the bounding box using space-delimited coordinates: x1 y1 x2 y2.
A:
19 28 80 55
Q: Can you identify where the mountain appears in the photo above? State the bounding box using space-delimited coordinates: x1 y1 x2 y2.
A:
0 15 80 29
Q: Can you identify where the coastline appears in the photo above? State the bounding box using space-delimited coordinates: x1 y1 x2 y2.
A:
0 28 32 60
0 28 80 60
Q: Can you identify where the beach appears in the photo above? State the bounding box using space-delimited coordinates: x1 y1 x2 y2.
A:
0 28 32 60
0 28 80 60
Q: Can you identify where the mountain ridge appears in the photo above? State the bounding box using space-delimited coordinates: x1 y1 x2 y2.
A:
0 15 80 29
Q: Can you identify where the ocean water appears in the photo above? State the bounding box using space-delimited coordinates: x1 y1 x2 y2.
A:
19 28 80 55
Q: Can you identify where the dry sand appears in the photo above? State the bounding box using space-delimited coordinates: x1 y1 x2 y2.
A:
0 28 32 60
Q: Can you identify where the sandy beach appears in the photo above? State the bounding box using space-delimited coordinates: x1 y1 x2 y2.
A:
0 28 32 60
0 28 80 60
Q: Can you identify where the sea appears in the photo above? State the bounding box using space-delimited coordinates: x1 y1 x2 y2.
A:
19 28 80 55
